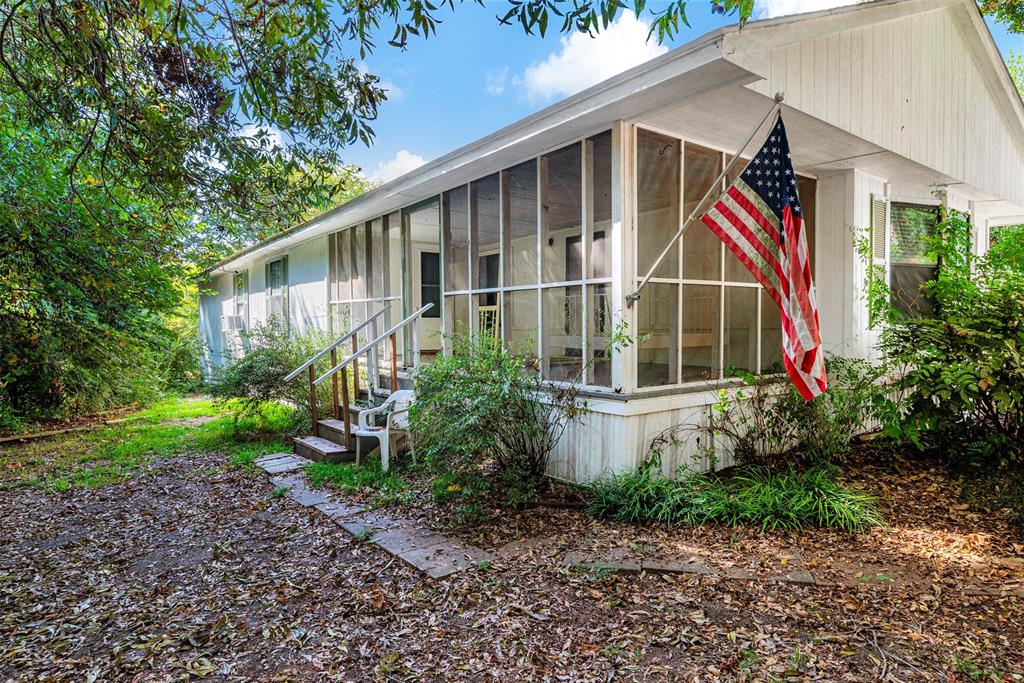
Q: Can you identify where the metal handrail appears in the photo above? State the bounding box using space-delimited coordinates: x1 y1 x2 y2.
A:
282 306 389 382
313 304 434 386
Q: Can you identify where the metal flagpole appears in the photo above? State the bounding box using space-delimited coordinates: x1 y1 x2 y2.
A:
626 91 786 308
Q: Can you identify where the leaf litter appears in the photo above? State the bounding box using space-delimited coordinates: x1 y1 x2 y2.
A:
0 447 1022 681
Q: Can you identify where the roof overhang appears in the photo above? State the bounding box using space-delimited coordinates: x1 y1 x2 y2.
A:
207 35 762 275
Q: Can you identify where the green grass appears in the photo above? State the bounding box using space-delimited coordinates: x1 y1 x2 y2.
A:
305 459 410 507
0 396 293 491
586 465 884 533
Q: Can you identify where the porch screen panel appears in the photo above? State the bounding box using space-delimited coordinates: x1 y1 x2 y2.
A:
637 283 678 387
587 284 612 387
505 288 538 368
472 174 502 338
636 130 680 279
351 224 367 301
336 229 352 303
588 131 613 280
507 160 538 286
443 186 469 292
682 143 723 281
369 217 385 298
724 287 757 375
759 288 783 374
543 286 582 381
680 284 719 381
541 143 582 284
444 294 470 339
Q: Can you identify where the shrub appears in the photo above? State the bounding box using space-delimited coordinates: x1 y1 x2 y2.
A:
409 333 587 511
878 211 1024 466
206 317 332 430
675 356 892 470
586 462 883 533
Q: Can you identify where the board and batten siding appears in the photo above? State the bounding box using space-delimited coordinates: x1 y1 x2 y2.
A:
728 5 1024 207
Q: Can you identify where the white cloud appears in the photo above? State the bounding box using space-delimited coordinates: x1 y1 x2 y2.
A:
518 11 667 103
485 67 509 96
378 78 404 102
357 61 404 102
753 0 862 20
239 123 284 150
370 149 426 183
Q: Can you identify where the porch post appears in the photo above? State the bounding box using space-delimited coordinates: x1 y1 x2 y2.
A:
611 120 637 393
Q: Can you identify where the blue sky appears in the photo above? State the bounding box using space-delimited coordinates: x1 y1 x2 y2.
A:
340 1 1023 183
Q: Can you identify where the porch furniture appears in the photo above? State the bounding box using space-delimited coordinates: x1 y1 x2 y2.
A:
354 389 416 471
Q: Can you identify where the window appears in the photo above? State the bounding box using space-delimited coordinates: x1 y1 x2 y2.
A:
233 271 248 325
420 251 441 318
265 257 287 324
635 129 817 387
890 202 940 317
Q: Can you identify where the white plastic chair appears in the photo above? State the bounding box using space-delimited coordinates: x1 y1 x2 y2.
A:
354 390 415 471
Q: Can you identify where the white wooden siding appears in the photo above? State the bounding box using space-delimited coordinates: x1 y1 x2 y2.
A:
286 235 330 334
730 6 1024 207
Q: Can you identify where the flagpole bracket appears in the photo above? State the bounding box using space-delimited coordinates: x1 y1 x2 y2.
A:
625 290 641 308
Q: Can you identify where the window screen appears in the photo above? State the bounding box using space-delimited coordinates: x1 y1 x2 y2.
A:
420 251 441 318
890 203 940 317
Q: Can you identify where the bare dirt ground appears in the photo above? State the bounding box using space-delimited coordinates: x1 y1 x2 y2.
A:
1 449 1022 682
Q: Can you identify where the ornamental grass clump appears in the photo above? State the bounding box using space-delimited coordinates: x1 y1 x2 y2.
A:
586 462 883 534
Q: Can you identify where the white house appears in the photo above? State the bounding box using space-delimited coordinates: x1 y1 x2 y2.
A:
200 0 1024 481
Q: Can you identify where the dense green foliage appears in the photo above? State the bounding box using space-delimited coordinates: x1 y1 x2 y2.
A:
880 211 1024 466
409 334 586 515
587 462 883 533
206 318 334 430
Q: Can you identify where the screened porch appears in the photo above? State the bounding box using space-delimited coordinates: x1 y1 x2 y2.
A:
324 123 816 396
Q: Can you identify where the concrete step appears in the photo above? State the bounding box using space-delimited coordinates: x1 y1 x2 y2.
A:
293 435 355 463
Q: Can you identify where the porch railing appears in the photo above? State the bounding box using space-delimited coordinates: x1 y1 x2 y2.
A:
283 306 388 439
287 304 434 449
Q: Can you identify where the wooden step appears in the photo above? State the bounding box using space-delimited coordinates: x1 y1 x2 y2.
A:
293 435 355 463
317 418 358 447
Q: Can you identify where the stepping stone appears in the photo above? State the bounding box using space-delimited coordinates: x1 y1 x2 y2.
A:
495 536 559 560
255 453 301 470
314 500 364 520
399 542 494 579
562 549 641 574
774 570 816 586
270 474 333 507
261 456 307 474
722 567 759 581
642 558 715 576
373 527 451 556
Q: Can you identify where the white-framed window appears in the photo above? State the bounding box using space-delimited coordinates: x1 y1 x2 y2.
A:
633 126 817 388
233 270 248 328
265 256 288 327
889 202 940 318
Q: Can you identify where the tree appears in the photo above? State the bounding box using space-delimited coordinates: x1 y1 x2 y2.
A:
1008 51 1024 97
980 0 1024 34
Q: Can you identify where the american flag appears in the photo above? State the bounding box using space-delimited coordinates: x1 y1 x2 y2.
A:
699 115 827 400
